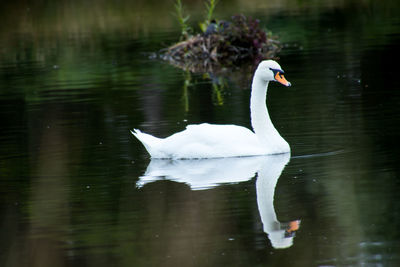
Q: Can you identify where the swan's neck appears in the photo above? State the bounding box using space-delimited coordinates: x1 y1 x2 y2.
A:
250 78 284 148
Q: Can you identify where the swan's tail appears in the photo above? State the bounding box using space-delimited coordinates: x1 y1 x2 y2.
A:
131 129 162 157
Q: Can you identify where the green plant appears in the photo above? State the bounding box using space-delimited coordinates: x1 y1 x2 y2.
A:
174 0 192 39
200 0 219 33
205 0 218 25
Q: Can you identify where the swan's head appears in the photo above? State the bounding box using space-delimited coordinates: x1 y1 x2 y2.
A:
256 60 291 86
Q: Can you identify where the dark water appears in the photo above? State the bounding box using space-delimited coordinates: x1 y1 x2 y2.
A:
1 1 400 266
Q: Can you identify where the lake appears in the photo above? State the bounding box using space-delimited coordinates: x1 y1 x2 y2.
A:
1 0 400 266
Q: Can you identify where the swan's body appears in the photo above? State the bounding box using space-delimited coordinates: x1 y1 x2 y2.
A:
132 60 291 159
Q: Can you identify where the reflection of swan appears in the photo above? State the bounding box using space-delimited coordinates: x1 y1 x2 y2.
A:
256 153 300 249
137 153 300 248
131 60 291 159
138 156 265 190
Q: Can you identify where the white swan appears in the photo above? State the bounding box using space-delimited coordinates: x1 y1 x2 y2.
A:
132 60 291 159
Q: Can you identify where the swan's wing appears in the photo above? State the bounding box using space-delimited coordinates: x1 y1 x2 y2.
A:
159 123 263 158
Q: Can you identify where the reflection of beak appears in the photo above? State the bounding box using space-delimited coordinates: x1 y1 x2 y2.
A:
287 220 300 232
275 72 291 87
284 220 301 238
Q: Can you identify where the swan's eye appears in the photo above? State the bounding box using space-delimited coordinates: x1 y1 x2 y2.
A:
269 68 284 77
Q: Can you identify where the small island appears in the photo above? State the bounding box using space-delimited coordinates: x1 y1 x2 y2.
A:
161 0 281 73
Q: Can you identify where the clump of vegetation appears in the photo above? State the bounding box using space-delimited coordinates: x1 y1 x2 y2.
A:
161 0 281 72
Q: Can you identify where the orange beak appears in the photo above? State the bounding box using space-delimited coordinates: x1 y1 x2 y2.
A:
275 72 291 87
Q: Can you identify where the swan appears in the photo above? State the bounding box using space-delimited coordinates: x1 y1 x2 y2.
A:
131 60 291 159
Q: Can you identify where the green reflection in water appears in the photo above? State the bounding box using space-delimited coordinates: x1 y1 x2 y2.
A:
1 0 400 267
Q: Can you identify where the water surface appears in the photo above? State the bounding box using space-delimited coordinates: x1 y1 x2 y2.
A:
1 1 400 266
